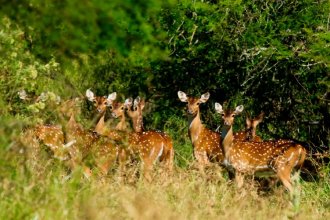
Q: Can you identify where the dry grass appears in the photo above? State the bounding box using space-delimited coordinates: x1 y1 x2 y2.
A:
1 151 329 220
0 126 329 220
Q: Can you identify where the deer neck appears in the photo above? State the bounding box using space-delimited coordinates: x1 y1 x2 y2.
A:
67 114 77 128
115 114 127 131
188 111 203 144
66 113 83 135
221 125 234 158
132 114 144 133
95 114 105 134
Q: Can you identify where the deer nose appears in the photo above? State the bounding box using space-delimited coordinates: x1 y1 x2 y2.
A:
111 112 118 118
187 109 193 114
224 121 231 126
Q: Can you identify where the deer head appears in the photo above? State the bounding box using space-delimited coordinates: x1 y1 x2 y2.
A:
124 97 143 117
110 101 126 119
245 112 264 141
86 89 116 113
215 103 244 126
124 96 145 132
124 97 135 117
178 91 210 115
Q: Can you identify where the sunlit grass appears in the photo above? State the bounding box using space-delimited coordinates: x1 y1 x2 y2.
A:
0 115 329 220
0 147 329 220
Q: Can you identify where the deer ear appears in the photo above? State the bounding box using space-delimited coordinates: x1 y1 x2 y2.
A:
214 102 223 114
178 91 188 102
253 112 264 127
140 99 145 110
106 92 116 106
234 105 244 114
200 92 210 103
107 92 116 101
86 89 95 102
256 112 265 122
124 98 133 107
246 117 252 128
134 96 141 107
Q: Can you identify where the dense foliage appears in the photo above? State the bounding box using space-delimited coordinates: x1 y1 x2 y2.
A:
1 0 328 150
0 1 329 219
0 1 329 155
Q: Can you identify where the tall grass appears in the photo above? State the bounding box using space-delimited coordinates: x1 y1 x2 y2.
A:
0 115 329 220
1 161 329 220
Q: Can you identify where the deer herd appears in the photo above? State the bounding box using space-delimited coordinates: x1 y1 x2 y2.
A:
25 89 307 194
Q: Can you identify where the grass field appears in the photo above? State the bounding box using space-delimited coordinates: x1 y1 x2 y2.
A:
0 126 329 220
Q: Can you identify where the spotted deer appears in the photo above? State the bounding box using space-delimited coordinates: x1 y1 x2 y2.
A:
86 89 127 141
177 91 223 169
215 103 306 193
125 97 174 173
86 89 117 136
86 89 131 162
123 97 172 180
34 124 71 161
35 96 119 177
64 111 119 175
234 112 264 142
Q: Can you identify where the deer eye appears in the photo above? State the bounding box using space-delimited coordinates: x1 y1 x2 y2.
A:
232 114 236 117
221 113 225 117
109 106 113 110
196 102 200 106
121 106 124 110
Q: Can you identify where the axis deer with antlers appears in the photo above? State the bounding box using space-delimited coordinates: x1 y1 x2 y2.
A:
214 103 306 193
123 97 173 180
178 91 223 170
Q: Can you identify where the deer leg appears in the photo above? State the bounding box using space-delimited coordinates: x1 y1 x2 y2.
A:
275 158 293 192
118 148 128 175
235 171 244 189
194 150 209 172
276 148 305 193
276 167 293 193
141 158 153 182
167 147 174 173
98 161 111 175
161 139 174 174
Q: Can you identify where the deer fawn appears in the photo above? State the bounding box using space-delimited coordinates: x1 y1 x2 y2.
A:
178 91 224 169
215 103 306 193
234 112 264 142
124 97 173 181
